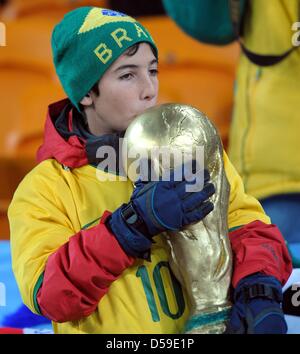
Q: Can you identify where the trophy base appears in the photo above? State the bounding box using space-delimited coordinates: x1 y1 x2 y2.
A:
184 307 231 334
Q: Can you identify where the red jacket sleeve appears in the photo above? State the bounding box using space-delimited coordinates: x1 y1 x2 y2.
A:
37 211 135 322
229 220 293 288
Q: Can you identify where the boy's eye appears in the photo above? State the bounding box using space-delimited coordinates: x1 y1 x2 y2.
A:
149 69 158 75
120 73 133 80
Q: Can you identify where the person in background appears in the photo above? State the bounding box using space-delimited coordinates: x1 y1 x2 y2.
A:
163 0 300 268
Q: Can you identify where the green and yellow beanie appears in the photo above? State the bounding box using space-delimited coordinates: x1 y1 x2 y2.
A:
51 7 157 110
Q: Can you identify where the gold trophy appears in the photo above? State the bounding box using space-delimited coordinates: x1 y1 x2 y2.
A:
123 103 232 334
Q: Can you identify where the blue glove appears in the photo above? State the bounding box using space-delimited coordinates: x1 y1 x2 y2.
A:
108 169 215 258
225 273 287 334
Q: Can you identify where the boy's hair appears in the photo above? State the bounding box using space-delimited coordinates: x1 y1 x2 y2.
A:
51 7 157 111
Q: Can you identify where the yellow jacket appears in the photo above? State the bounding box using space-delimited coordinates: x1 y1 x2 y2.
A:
8 100 291 334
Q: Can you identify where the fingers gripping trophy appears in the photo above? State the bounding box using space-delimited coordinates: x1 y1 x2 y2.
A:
123 104 232 334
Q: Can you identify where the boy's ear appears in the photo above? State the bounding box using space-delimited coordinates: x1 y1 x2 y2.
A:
80 92 93 106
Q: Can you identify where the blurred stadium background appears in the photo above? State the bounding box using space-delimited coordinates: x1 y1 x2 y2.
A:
0 0 239 239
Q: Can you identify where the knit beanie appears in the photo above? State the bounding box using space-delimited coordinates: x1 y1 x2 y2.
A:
51 7 158 111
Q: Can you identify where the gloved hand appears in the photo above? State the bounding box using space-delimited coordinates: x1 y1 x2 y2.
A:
225 273 287 334
108 168 215 258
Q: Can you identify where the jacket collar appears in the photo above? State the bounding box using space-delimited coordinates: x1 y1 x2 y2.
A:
37 99 125 175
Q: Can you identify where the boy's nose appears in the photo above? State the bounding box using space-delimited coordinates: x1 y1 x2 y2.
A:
140 77 157 101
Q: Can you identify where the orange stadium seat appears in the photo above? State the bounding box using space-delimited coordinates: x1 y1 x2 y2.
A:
0 0 108 20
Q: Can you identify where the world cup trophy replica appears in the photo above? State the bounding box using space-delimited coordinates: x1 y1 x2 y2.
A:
122 103 232 334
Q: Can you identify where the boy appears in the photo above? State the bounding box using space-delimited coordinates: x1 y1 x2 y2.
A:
8 7 292 334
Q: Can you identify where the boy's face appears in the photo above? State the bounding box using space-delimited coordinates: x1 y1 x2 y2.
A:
82 43 158 135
